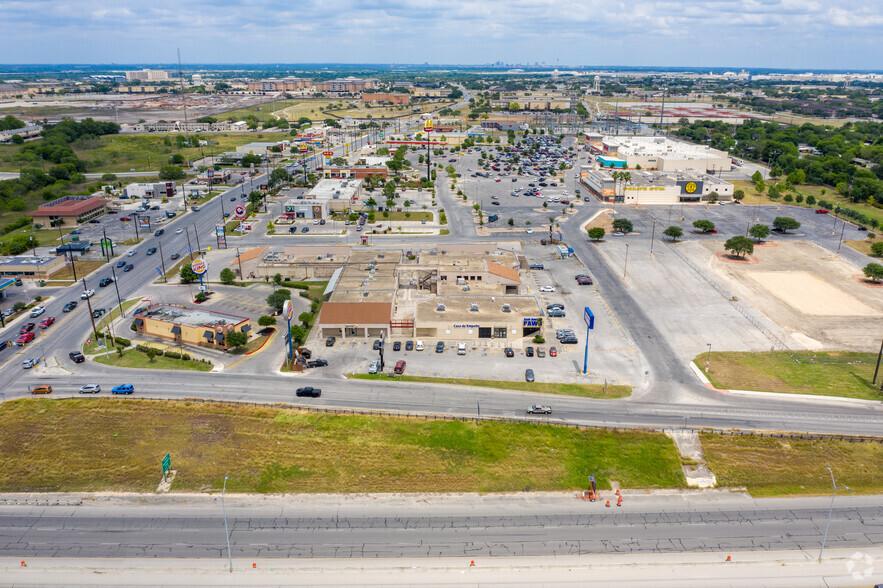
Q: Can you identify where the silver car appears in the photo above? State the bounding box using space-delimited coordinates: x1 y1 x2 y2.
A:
22 357 39 369
78 384 101 394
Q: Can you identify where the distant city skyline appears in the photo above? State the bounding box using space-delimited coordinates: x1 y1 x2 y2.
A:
1 0 881 69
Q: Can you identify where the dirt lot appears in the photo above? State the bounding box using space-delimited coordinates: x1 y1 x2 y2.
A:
704 241 883 351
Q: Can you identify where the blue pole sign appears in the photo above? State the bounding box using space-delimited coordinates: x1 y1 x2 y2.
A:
583 307 594 375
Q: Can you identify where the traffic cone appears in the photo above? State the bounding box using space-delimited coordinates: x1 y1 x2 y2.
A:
726 555 731 562
605 500 610 507
615 489 620 496
617 496 622 507
470 560 475 567
20 561 26 567
253 562 257 569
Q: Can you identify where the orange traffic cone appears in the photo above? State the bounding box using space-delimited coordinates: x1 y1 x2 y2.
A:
617 496 622 507
605 500 610 507
20 561 26 567
252 562 257 569
726 555 731 562
615 489 620 496
470 560 475 567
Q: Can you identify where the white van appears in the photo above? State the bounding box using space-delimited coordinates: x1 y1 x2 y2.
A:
457 342 466 355
416 340 425 351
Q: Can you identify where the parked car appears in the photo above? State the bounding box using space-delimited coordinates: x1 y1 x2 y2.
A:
405 341 414 351
549 346 558 357
435 341 445 353
548 309 565 317
537 347 546 358
306 359 328 368
539 286 556 292
112 384 135 395
78 384 101 394
525 369 535 382
504 347 514 357
529 264 544 270
325 336 336 347
393 360 406 375
559 336 579 344
577 277 592 286
415 341 425 351
393 341 401 351
525 346 534 357
368 360 380 374
815 209 829 214
69 351 85 363
29 306 46 318
296 387 321 397
527 404 551 414
301 226 310 233
38 317 55 329
547 303 564 311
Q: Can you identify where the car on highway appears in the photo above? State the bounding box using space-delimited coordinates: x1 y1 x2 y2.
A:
146 247 157 256
525 369 535 382
81 289 95 299
325 336 336 347
176 228 184 234
191 206 201 212
504 347 514 357
30 306 46 318
19 322 36 334
111 384 134 395
126 250 137 257
815 209 829 214
368 360 380 374
16 332 35 346
22 357 39 369
29 385 53 394
69 351 85 363
170 253 180 260
539 286 556 293
116 260 126 268
92 308 106 319
79 384 101 394
527 404 551 414
296 387 321 397
38 317 55 329
123 264 134 272
435 341 445 353
525 228 533 234
99 277 114 287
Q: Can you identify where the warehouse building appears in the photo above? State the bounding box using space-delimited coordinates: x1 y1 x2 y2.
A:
132 304 252 350
581 168 733 204
585 135 731 173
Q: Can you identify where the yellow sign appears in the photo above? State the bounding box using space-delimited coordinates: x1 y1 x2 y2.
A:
685 182 697 194
424 119 433 132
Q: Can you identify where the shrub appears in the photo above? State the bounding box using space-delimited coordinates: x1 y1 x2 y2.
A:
164 350 182 359
33 295 42 302
871 241 883 257
135 344 151 353
182 353 191 361
114 336 131 347
533 335 545 344
806 195 816 205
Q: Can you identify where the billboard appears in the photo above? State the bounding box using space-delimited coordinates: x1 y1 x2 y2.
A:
138 216 150 229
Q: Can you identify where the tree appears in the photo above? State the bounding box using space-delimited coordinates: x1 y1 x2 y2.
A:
733 189 745 202
707 191 719 204
870 242 883 257
10 134 23 144
145 348 160 363
248 190 263 211
269 168 290 187
692 219 715 233
862 263 883 283
507 218 514 226
266 289 291 312
179 264 197 284
587 227 605 241
749 224 770 242
194 291 208 303
663 226 683 241
226 331 248 349
612 218 633 233
724 236 754 259
258 315 277 327
330 156 347 166
158 165 185 181
383 181 396 200
290 324 306 346
767 186 780 200
298 311 312 326
806 195 816 206
219 268 236 284
240 153 262 167
751 170 763 184
772 217 801 233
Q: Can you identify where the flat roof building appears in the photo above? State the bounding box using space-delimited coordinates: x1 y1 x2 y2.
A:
132 304 252 350
0 255 65 279
587 136 731 173
581 168 733 204
28 195 107 227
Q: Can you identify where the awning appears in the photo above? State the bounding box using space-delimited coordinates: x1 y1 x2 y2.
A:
214 332 225 341
203 330 214 338
241 324 251 333
133 318 143 326
170 325 181 335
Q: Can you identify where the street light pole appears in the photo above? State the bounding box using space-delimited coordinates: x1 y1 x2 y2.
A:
622 243 629 280
819 465 850 562
110 263 124 319
649 220 656 256
706 343 711 372
222 475 233 573
835 219 846 258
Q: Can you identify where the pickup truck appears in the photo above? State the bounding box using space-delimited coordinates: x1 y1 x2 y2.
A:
527 405 552 415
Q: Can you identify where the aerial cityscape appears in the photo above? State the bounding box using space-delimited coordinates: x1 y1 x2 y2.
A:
0 2 881 586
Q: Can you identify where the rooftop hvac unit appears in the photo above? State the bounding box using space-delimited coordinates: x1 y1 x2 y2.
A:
462 285 470 291
363 291 369 297
437 302 446 311
502 303 511 312
470 302 479 312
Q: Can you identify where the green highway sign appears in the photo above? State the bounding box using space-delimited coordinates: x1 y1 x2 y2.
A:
161 452 171 474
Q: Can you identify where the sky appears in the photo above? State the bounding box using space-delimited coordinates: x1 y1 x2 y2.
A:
1 0 881 70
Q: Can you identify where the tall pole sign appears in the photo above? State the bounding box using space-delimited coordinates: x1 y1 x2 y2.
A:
283 300 294 363
582 306 595 375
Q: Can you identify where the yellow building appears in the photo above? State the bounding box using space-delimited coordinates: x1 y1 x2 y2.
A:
132 304 253 350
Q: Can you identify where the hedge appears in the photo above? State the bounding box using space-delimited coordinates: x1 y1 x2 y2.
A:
114 336 131 348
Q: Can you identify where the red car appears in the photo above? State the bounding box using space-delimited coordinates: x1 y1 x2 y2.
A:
815 209 829 214
549 347 558 357
708 228 718 233
38 317 56 329
119 216 132 221
17 332 35 346
19 322 35 334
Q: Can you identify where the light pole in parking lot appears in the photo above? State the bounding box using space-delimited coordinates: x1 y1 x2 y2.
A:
835 220 846 258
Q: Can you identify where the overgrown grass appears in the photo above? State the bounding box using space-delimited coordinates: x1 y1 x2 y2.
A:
702 434 883 496
844 236 881 257
47 260 105 281
0 398 683 493
91 348 212 372
350 374 631 399
697 351 883 401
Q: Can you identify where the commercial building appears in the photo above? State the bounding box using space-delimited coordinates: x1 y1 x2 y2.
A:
246 77 313 92
0 255 65 279
322 166 388 180
581 168 733 204
315 77 378 93
125 69 171 82
235 141 289 155
281 179 362 220
0 125 42 142
28 195 107 227
122 182 176 199
132 304 252 350
362 92 409 105
585 135 731 173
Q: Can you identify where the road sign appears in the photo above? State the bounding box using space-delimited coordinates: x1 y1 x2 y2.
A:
323 151 334 156
161 452 171 474
86 338 92 344
283 300 293 322
233 205 246 218
207 168 215 178
190 258 208 275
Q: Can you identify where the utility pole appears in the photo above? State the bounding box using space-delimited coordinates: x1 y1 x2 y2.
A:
185 227 195 260
193 224 202 253
132 213 140 241
158 241 168 283
872 337 883 386
649 220 656 256
236 247 244 279
110 264 124 318
82 278 99 338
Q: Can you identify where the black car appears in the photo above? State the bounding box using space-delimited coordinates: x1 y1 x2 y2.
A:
560 336 579 344
504 347 514 357
99 277 114 287
529 264 544 270
296 386 321 397
92 308 106 319
435 341 445 353
154 229 165 236
393 341 401 351
170 253 180 260
146 247 157 256
405 341 414 351
89 219 100 224
116 260 126 268
301 227 309 233
525 346 534 357
325 336 336 347
62 301 77 313
307 359 328 368
69 351 85 363
123 264 134 272
373 339 382 350
491 201 500 205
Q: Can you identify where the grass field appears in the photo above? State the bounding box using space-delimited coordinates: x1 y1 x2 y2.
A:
47 260 105 281
350 374 631 399
0 398 682 493
844 235 881 257
380 211 433 222
702 434 883 496
732 180 883 227
92 348 213 372
697 351 883 401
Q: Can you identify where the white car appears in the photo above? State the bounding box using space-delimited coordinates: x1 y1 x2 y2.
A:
368 360 380 374
126 250 137 257
79 384 101 394
176 228 184 234
29 306 46 318
539 286 556 292
525 228 533 234
415 340 425 351
81 289 96 299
